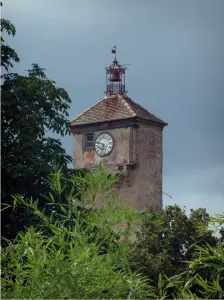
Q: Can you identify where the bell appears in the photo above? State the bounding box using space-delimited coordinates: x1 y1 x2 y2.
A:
110 69 121 82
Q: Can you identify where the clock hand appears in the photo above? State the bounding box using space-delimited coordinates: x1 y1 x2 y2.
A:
98 142 104 150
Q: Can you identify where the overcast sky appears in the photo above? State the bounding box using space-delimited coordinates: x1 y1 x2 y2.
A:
3 0 224 215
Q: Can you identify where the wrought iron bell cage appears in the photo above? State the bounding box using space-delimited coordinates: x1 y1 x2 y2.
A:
106 58 127 95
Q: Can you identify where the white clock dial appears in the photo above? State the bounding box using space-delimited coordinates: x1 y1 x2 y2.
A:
95 133 114 157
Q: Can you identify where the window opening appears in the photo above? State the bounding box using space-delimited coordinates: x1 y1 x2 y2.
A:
85 133 94 148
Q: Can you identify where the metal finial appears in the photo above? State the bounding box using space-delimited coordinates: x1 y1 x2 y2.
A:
111 45 116 59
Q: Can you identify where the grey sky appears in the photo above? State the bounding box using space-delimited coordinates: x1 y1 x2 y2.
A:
3 0 224 215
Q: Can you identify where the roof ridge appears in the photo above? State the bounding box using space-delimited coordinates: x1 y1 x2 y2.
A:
123 96 167 125
120 95 137 117
70 95 107 124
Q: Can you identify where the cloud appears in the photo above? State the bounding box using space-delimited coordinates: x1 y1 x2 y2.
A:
4 0 104 33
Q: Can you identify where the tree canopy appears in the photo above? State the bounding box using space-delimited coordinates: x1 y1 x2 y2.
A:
132 205 222 282
1 16 20 71
1 12 75 239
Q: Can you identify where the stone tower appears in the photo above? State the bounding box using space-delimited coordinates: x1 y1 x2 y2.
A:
70 48 167 211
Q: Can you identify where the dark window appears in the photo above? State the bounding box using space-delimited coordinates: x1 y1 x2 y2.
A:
85 133 94 148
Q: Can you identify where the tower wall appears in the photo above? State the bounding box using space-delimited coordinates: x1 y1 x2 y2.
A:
73 127 131 169
115 123 163 211
73 121 164 211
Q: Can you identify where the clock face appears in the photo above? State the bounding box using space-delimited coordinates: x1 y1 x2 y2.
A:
95 133 114 157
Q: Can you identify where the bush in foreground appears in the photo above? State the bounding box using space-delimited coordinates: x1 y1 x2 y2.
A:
1 164 224 299
1 164 154 299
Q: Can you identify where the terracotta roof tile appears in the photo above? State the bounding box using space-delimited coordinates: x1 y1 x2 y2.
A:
123 96 167 125
70 94 167 126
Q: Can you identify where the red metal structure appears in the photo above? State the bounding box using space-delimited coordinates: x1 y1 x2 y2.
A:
106 46 127 95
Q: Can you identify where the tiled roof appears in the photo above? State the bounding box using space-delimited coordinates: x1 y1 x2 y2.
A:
70 94 167 126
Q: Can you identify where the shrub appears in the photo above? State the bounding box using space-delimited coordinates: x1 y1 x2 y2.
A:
1 164 155 299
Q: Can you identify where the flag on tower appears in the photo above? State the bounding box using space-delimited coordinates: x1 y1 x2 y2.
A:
111 46 116 54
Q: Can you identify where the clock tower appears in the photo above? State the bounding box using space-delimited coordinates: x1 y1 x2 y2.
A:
70 48 168 211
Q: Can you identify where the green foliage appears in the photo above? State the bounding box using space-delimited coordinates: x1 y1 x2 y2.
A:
131 206 224 299
1 11 75 240
3 164 223 299
160 214 224 299
133 205 218 281
1 17 20 71
1 62 74 238
1 165 154 299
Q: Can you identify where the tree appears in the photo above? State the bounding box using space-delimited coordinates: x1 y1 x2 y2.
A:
132 205 219 283
153 214 224 299
1 11 75 239
1 15 20 71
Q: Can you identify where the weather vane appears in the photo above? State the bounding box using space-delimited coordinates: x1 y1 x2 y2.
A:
111 45 116 60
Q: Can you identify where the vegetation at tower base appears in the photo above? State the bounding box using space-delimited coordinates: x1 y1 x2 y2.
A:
131 206 224 298
1 164 224 299
1 10 78 240
132 205 221 281
1 165 154 299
